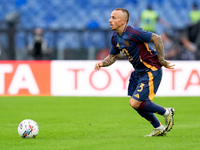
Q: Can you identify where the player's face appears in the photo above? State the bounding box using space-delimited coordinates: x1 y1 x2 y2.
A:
109 10 126 31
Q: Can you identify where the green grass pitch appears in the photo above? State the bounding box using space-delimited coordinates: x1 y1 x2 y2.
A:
0 96 200 150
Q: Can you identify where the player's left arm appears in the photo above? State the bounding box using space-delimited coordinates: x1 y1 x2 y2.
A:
150 33 175 69
94 54 118 71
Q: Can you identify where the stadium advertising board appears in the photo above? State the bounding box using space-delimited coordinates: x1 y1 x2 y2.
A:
0 61 51 96
0 61 200 96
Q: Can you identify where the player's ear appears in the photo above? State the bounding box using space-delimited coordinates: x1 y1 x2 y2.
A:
122 19 126 25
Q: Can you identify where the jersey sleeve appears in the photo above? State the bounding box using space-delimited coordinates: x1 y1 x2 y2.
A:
129 27 152 43
109 34 120 55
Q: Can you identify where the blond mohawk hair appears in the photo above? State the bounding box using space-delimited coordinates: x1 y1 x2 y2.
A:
114 8 129 23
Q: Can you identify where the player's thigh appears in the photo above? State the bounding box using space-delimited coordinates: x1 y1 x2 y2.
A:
129 97 142 109
132 68 162 101
128 71 138 97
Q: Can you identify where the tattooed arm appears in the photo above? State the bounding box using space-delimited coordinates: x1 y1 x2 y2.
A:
150 33 175 69
94 54 117 71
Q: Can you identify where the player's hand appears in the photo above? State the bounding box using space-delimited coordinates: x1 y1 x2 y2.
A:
163 60 175 69
94 62 103 71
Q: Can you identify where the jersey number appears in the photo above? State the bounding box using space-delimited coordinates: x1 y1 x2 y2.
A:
122 48 133 61
137 83 145 92
122 48 129 56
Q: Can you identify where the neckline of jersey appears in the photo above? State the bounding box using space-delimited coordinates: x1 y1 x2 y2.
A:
118 25 128 37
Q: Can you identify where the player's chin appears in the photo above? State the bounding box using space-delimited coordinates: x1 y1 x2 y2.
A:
110 27 115 30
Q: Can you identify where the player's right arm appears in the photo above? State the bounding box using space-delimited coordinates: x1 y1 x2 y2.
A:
150 33 175 69
94 54 117 71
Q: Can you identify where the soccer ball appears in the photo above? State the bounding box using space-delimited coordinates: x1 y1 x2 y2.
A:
18 119 39 138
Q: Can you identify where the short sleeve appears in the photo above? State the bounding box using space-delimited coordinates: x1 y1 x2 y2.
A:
109 34 120 55
130 27 152 43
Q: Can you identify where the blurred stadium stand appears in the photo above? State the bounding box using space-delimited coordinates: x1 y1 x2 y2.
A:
0 0 199 60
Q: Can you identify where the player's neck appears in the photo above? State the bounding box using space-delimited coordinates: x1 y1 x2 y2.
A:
117 24 127 36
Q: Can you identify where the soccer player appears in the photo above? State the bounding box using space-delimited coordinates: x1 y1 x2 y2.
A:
94 8 175 137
